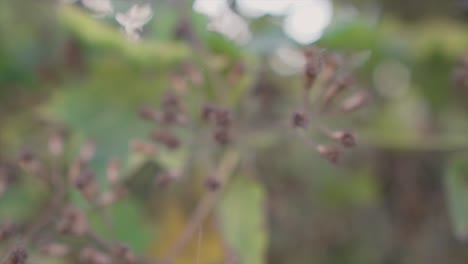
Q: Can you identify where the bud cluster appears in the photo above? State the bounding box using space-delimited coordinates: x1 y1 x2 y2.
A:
291 48 369 164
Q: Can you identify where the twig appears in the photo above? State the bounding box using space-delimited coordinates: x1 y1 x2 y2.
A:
159 150 239 264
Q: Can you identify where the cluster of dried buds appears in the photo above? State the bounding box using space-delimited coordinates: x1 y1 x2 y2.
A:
138 85 235 189
201 105 233 145
69 140 128 207
1 128 137 263
292 48 369 164
139 91 186 150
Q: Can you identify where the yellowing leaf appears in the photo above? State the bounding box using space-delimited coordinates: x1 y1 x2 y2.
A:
218 176 268 264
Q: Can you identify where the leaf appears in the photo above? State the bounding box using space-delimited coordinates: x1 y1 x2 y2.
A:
58 5 190 65
317 19 379 51
87 197 153 253
218 176 268 264
444 156 468 241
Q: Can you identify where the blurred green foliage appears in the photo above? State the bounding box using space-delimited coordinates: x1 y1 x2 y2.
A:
1 0 468 263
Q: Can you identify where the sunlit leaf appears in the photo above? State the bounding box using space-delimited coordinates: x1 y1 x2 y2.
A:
444 156 468 241
218 176 268 264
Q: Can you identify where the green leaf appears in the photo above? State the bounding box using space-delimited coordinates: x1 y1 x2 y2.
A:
444 156 468 241
58 5 190 65
218 176 268 264
88 197 153 253
317 19 379 50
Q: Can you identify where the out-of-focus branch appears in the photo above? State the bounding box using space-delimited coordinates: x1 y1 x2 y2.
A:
159 150 239 264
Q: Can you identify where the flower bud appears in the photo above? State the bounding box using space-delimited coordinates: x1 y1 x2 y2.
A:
331 131 355 148
316 145 340 164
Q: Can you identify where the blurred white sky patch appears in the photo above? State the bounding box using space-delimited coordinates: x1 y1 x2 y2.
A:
283 0 333 44
194 0 333 45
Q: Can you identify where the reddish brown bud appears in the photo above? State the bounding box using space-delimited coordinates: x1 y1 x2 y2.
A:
291 112 308 128
215 109 231 127
341 91 369 113
201 104 216 122
150 130 180 149
6 246 27 264
75 170 99 201
138 105 161 121
204 176 221 191
214 128 230 145
303 48 321 89
331 131 355 148
162 91 181 110
316 145 340 164
113 243 136 264
57 206 88 236
18 150 41 174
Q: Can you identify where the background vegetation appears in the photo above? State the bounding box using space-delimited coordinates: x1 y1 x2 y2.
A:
1 0 468 263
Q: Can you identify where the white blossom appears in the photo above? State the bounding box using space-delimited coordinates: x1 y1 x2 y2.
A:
115 3 153 40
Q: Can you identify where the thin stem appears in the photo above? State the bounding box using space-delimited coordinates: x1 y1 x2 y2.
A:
159 150 239 264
